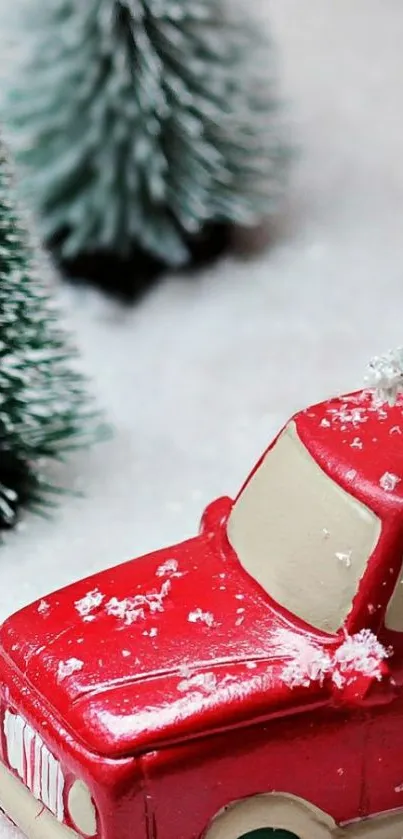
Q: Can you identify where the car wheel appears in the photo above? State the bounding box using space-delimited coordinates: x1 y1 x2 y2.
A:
239 831 299 839
203 794 335 839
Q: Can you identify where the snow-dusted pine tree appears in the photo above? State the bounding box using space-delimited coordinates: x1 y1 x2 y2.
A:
4 0 289 282
0 137 98 528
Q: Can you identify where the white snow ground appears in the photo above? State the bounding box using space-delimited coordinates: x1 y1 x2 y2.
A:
1 0 403 835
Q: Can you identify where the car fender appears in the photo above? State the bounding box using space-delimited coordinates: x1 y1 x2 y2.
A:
202 792 335 839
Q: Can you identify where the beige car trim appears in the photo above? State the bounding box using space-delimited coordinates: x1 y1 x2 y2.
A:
203 793 403 839
203 793 335 839
0 761 78 839
342 809 403 838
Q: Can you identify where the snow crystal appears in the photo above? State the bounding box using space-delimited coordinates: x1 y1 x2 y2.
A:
380 472 401 492
75 589 104 617
333 629 390 682
235 594 244 600
57 658 83 682
390 425 402 435
281 644 332 688
327 406 368 426
335 550 352 568
156 558 181 577
107 599 144 625
188 608 215 627
365 348 403 405
320 418 331 428
122 650 131 658
37 600 50 615
143 627 158 637
279 628 390 691
105 580 171 625
178 662 194 678
177 672 217 694
350 437 363 449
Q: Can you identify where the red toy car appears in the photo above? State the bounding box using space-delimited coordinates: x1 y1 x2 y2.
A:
1 388 403 839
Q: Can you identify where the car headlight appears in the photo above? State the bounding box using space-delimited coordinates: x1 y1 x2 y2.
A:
68 780 97 836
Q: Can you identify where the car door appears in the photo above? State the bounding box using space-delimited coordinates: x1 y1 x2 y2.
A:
363 559 403 820
144 700 367 839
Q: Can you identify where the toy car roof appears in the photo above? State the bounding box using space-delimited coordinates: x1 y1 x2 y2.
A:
293 389 403 514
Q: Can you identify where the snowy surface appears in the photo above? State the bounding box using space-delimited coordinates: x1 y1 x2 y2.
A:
1 0 403 834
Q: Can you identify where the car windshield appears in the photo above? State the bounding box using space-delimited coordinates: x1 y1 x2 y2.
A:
227 422 381 633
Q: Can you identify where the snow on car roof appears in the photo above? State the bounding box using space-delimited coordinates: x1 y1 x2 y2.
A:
294 388 403 513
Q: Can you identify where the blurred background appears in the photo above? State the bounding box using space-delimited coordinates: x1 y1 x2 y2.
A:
0 0 402 651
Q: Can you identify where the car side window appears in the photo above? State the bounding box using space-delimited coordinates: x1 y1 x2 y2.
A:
385 562 403 631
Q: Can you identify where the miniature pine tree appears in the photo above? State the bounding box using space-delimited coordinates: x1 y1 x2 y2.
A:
0 137 98 528
4 0 289 277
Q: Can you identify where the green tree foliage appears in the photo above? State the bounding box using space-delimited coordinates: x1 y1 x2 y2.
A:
0 139 98 528
6 0 289 267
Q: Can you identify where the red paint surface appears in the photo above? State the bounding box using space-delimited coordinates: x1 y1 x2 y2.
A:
1 388 403 837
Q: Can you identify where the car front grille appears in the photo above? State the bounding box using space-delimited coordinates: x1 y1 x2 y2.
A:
3 709 64 821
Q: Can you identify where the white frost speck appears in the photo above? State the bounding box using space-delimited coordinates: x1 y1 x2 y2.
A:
337 768 344 776
320 418 331 428
395 783 403 793
75 589 104 617
328 406 368 426
83 615 96 623
390 425 402 435
143 627 158 637
335 550 352 568
380 472 401 492
156 558 182 577
279 628 390 690
281 642 332 688
235 617 245 626
346 470 357 481
105 580 171 625
333 629 390 682
122 650 131 657
235 594 244 600
178 662 194 678
37 600 50 615
246 661 257 669
350 437 363 449
57 658 84 682
365 348 403 405
177 672 217 694
188 608 215 627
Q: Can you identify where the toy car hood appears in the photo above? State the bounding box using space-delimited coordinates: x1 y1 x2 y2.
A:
0 534 332 759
